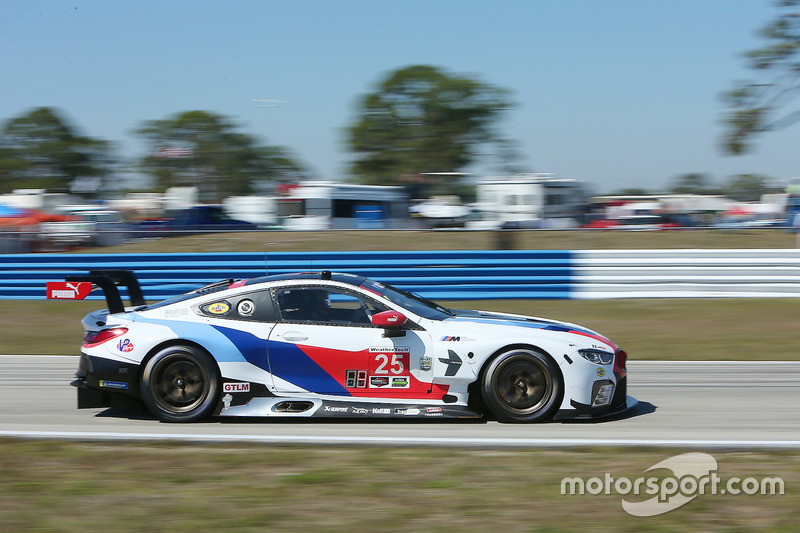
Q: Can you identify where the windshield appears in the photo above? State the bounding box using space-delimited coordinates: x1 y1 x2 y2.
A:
359 279 453 320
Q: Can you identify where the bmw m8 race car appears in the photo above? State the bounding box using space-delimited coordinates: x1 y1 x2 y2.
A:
49 270 634 423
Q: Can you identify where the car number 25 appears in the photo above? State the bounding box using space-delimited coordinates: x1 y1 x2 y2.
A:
371 351 408 375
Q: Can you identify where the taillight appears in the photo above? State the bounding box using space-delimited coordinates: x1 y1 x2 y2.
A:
83 327 128 347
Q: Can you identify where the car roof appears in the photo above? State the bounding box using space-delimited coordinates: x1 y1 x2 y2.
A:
142 271 372 311
241 271 368 288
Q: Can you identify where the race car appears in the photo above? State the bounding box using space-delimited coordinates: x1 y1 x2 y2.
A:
49 269 634 423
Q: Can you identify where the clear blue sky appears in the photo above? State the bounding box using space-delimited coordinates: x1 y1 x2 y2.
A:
1 0 795 193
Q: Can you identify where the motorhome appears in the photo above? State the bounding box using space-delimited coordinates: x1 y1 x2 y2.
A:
468 173 586 229
278 181 409 230
223 196 278 227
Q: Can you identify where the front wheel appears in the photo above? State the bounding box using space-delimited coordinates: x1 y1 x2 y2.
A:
140 345 220 422
480 348 561 423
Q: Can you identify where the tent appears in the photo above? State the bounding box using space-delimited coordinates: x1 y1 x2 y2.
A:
0 203 25 217
0 205 67 227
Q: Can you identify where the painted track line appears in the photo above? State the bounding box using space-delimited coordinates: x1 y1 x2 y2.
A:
1 431 799 449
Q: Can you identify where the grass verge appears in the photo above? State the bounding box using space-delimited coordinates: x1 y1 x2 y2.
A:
91 228 800 253
0 439 795 532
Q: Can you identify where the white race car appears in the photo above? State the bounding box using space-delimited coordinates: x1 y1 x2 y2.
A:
51 270 635 423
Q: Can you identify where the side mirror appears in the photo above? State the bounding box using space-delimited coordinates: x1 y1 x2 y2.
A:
371 310 407 337
371 310 407 327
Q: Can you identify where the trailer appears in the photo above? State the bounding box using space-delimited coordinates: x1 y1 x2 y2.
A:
468 174 585 229
278 181 409 230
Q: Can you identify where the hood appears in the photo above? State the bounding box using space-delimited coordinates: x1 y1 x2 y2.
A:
447 308 617 350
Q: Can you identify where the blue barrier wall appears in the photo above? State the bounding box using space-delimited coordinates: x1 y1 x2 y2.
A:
0 251 575 301
4 249 799 301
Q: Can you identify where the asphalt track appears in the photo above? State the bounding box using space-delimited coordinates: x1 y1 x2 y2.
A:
1 356 799 448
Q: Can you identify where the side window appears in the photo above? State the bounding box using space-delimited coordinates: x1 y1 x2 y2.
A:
328 291 383 324
275 287 387 325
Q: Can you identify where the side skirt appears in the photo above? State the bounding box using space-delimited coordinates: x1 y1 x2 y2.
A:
215 395 483 420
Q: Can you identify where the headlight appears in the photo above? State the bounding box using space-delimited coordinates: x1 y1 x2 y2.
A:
578 349 613 365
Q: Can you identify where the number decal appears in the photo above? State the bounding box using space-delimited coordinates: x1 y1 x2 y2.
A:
389 354 404 374
373 353 406 375
374 353 388 374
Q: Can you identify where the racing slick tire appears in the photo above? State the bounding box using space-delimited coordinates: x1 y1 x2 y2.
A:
140 345 220 422
480 348 562 423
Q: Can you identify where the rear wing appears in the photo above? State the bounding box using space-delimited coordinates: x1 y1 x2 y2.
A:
47 270 146 314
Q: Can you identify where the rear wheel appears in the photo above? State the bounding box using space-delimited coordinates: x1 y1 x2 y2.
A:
140 345 220 422
480 348 561 423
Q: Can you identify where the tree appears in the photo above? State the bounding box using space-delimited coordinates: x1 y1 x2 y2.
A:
670 173 717 195
611 188 653 196
0 107 112 193
135 110 305 201
723 173 777 202
347 65 514 192
722 0 800 154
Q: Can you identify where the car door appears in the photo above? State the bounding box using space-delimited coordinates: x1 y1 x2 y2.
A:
268 286 435 398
